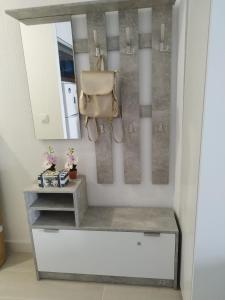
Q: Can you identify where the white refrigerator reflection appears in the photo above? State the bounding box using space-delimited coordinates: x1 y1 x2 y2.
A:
62 82 81 139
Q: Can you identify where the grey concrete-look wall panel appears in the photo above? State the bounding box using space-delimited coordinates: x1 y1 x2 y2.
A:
140 105 152 118
73 33 152 53
87 12 114 184
152 5 172 184
74 38 89 54
74 176 88 226
6 0 176 25
119 9 141 184
152 110 170 184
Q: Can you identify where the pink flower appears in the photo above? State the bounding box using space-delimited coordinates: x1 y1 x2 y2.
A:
65 148 78 171
42 146 57 171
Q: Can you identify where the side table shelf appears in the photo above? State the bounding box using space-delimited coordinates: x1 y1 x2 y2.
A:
32 211 75 229
24 176 88 229
30 194 74 211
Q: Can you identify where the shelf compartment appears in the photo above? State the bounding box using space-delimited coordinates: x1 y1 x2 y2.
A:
32 211 75 229
31 194 74 211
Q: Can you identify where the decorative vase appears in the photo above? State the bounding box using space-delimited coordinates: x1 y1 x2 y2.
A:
69 165 77 180
48 164 56 171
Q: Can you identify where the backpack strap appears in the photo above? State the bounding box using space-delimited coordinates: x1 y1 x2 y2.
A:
96 55 105 71
111 118 124 144
85 117 99 143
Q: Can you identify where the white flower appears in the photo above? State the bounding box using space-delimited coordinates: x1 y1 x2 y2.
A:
43 160 52 171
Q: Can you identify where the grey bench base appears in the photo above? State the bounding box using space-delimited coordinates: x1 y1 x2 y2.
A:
39 271 175 288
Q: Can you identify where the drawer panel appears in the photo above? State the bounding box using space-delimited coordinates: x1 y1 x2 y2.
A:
32 229 175 280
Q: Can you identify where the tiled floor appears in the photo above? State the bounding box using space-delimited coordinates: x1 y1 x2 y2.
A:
0 253 182 300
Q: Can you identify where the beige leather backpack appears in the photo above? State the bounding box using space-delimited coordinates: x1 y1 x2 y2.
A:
79 58 123 143
79 70 119 119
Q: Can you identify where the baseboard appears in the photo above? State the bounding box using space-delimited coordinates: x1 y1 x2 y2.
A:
39 271 175 288
5 240 32 253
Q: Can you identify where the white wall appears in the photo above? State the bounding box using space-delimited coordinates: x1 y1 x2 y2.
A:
174 0 211 299
192 0 225 299
0 0 178 251
173 0 187 216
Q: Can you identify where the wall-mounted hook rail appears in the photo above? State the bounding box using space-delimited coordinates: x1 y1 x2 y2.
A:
159 23 169 52
119 9 141 184
152 6 172 185
73 33 152 53
87 12 113 184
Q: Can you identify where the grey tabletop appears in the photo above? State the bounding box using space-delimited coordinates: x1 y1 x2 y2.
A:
24 178 82 194
80 207 178 233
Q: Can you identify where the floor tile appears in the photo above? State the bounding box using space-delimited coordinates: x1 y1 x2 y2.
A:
158 289 182 300
0 270 104 300
103 284 152 300
1 252 34 273
0 253 182 300
102 284 182 300
0 298 26 300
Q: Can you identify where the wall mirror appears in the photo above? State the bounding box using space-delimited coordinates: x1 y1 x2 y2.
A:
21 21 81 140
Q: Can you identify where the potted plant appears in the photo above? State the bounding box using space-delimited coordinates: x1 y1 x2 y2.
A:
43 146 57 171
65 147 78 180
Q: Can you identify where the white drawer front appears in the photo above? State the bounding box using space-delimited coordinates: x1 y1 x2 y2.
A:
32 229 175 280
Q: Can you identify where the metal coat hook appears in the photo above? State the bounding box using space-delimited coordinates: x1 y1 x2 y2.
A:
124 27 135 55
154 122 168 133
99 124 105 134
158 122 163 132
93 30 101 57
159 24 169 52
128 123 135 134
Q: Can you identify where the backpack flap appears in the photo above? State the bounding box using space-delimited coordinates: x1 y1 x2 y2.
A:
79 70 119 118
80 71 115 95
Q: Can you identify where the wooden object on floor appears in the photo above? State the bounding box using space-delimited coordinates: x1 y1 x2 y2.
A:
0 214 6 267
86 12 114 184
119 9 141 184
0 234 5 267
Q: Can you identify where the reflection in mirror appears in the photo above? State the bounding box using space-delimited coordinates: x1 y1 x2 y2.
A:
21 22 81 140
